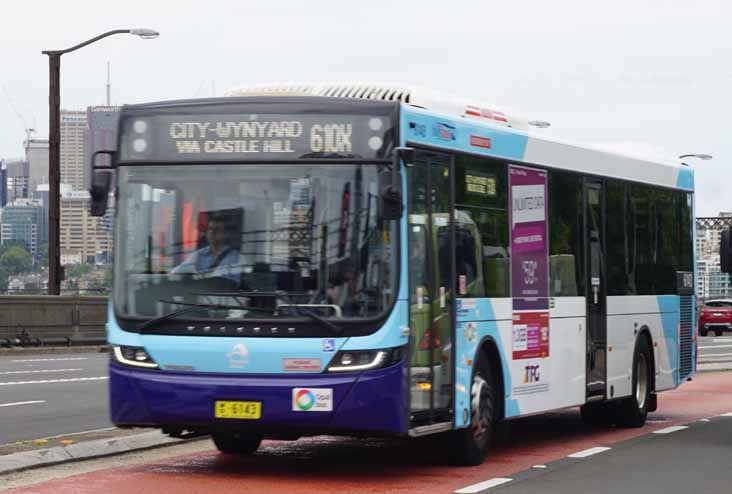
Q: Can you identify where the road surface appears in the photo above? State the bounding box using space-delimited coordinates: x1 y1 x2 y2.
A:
3 370 732 493
0 351 111 445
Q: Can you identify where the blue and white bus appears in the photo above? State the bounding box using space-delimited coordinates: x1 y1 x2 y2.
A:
95 83 696 465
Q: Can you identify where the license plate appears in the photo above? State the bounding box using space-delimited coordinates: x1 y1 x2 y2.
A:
214 401 261 419
714 313 723 317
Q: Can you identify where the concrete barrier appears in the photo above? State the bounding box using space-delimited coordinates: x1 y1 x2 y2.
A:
0 296 107 344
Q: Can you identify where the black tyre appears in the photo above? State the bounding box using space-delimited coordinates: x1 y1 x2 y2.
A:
700 326 708 337
213 431 263 455
616 336 652 428
715 329 724 337
448 357 496 466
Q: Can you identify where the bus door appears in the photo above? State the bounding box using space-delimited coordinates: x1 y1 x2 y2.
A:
584 179 607 399
407 150 455 427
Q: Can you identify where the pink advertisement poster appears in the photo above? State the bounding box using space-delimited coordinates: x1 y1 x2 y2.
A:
509 165 549 311
512 311 550 360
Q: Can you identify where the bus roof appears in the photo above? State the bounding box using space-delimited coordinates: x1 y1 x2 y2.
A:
225 82 693 191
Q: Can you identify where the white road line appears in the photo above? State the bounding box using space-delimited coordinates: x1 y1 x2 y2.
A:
10 357 88 363
719 412 732 417
699 419 711 422
653 425 689 434
0 377 108 386
454 478 513 493
568 446 611 458
713 338 732 343
0 400 46 408
0 368 82 375
698 345 732 349
532 465 548 469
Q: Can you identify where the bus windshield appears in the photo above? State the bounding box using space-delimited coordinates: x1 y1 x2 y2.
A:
113 163 397 323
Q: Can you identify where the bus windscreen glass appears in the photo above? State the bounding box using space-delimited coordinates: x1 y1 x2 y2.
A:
113 163 398 325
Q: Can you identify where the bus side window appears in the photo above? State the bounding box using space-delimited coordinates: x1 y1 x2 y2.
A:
454 224 484 297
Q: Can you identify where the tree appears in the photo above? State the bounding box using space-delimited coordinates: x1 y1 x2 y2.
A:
0 266 9 292
65 264 92 280
0 246 33 276
36 243 49 269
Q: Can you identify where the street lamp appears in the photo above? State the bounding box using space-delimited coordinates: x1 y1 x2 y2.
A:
42 29 159 295
678 154 713 160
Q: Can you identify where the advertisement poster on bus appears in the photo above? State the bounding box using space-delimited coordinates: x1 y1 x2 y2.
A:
509 165 549 311
511 311 550 359
509 165 550 395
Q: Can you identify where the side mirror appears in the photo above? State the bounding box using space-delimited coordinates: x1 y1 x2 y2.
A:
379 171 403 221
90 169 113 216
721 228 732 273
90 150 115 216
377 147 414 221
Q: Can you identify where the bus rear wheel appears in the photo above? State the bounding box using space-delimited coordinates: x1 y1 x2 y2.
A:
213 431 263 455
616 337 652 428
448 358 496 466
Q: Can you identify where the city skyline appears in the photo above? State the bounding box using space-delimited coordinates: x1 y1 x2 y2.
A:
0 0 729 217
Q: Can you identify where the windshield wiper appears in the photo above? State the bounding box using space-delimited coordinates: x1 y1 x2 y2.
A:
205 290 343 335
180 291 343 336
136 300 274 332
295 306 343 336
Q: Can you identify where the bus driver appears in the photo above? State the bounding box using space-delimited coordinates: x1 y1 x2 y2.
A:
171 215 241 282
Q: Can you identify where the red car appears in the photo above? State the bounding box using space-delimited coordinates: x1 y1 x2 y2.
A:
698 299 732 336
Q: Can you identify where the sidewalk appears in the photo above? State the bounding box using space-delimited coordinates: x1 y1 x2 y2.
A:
0 429 207 476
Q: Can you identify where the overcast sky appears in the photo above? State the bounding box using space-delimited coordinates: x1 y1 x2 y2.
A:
1 0 729 215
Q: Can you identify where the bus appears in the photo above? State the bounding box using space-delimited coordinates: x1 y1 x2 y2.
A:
93 83 696 466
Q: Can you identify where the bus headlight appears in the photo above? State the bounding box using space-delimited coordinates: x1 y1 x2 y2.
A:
112 345 159 369
326 347 403 372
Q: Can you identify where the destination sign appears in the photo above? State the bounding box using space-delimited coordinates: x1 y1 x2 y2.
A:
119 113 394 161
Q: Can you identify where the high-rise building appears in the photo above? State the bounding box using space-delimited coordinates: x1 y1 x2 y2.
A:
25 139 49 198
5 159 29 202
695 212 732 301
60 190 112 264
696 228 722 259
0 161 7 207
0 198 46 257
697 256 732 300
60 110 88 191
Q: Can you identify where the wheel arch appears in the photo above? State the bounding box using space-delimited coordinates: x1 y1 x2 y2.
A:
475 335 506 421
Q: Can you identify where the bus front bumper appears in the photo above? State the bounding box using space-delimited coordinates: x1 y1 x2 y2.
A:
109 362 408 435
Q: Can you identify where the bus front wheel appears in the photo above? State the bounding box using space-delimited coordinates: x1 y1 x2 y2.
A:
213 431 263 456
448 358 496 466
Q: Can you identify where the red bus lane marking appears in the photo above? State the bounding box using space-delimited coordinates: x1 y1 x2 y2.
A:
7 371 732 494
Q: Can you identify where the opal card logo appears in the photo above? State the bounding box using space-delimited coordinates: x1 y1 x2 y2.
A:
432 122 456 141
292 388 333 412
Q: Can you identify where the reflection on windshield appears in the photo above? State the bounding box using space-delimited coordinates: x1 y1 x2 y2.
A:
114 164 397 321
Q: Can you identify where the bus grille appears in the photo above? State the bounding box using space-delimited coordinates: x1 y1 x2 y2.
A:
679 295 694 379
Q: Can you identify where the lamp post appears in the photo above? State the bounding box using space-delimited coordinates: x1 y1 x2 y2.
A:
42 29 158 295
678 154 713 160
